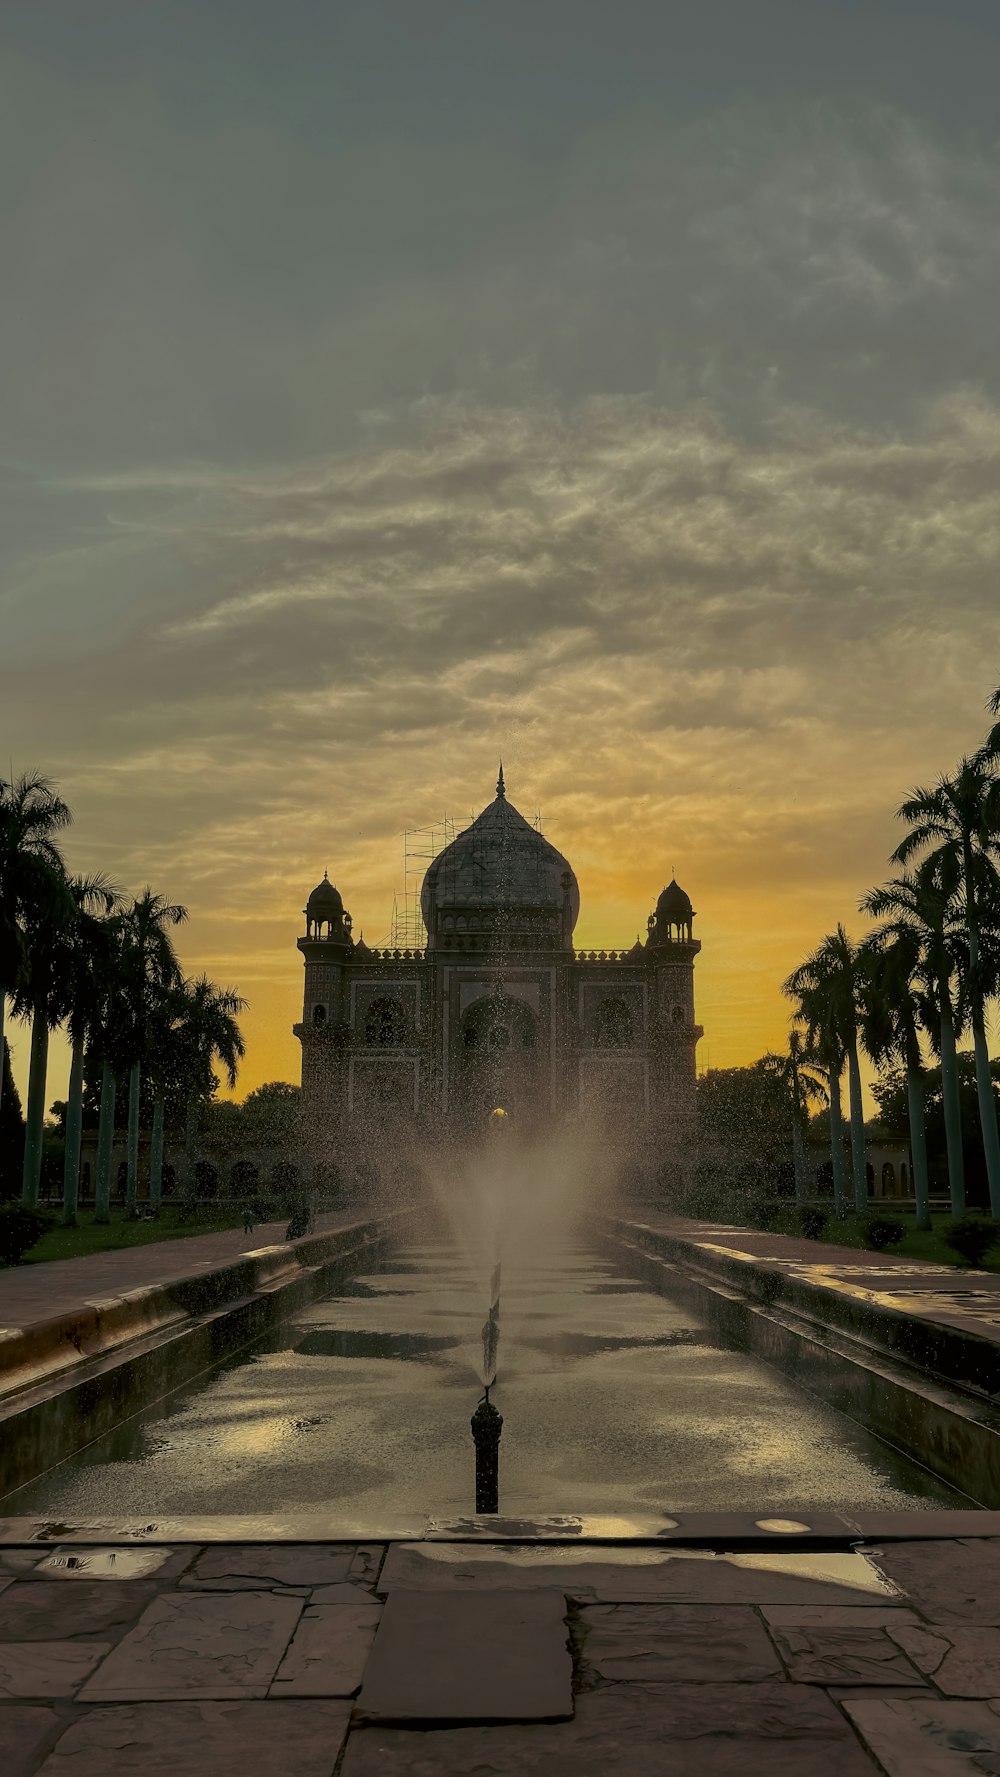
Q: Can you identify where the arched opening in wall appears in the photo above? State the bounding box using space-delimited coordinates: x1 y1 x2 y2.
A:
195 1159 219 1199
901 1162 908 1190
460 993 539 1121
881 1160 896 1195
594 998 633 1048
230 1159 260 1198
671 1004 685 1025
81 1161 91 1198
365 997 407 1047
312 1004 327 1026
865 1161 875 1195
462 995 536 1054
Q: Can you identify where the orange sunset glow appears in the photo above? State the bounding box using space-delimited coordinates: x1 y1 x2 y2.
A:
3 4 1000 1113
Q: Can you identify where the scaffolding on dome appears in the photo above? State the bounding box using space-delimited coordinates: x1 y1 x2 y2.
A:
388 817 456 948
387 804 547 948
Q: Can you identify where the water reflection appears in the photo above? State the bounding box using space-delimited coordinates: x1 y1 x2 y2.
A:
0 1239 973 1523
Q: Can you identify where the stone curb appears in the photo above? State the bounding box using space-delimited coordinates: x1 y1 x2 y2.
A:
599 1216 1000 1508
0 1211 413 1500
613 1216 1000 1396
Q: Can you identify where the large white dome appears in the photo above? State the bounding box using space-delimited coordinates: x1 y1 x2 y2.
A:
420 779 580 935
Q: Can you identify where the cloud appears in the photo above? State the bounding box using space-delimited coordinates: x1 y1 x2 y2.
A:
4 88 1000 1097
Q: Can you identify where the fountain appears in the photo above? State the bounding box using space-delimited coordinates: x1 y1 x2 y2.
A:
470 1385 504 1513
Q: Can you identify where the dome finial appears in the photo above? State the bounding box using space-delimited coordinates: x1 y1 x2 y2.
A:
496 760 506 800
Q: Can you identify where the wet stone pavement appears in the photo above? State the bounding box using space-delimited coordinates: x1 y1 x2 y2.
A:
3 1535 1000 1773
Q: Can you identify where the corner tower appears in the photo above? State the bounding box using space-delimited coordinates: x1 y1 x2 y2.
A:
294 873 355 1144
645 878 703 1169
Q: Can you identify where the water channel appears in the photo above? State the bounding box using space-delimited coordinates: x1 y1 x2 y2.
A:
2 1236 971 1521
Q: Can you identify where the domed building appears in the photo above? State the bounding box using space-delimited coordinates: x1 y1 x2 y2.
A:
293 770 702 1183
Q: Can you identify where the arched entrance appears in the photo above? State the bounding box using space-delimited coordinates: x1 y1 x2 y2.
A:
459 992 539 1123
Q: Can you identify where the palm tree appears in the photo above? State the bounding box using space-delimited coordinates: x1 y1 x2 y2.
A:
893 756 1000 1217
855 925 932 1231
862 861 967 1217
12 879 80 1210
761 1029 828 1204
0 772 71 1129
59 877 123 1226
118 890 187 1216
786 979 849 1219
784 926 870 1213
985 684 1000 760
171 976 247 1197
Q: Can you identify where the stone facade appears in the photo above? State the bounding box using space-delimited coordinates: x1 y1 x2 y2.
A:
294 775 702 1184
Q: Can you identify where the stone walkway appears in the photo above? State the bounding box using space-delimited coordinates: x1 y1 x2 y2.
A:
2 1533 1000 1773
626 1213 1000 1347
0 1211 360 1333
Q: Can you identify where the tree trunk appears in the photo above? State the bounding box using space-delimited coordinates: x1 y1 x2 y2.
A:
184 1097 198 1198
905 1065 932 1232
963 845 1000 1217
828 1068 848 1219
21 1006 49 1208
62 1036 85 1227
791 1111 807 1203
94 1062 116 1224
938 987 966 1218
126 1059 140 1216
846 1040 868 1214
149 1097 165 1216
970 1004 1000 1219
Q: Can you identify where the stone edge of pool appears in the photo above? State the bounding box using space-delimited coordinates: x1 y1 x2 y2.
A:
597 1213 1000 1509
0 1210 413 1499
1 1508 1000 1544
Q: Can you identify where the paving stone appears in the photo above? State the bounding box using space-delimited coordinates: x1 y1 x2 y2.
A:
0 1551 43 1576
342 1681 881 1774
357 1590 573 1722
844 1696 1000 1775
311 1582 379 1604
578 1603 783 1682
767 1618 928 1686
0 1639 111 1696
269 1601 381 1696
35 1700 352 1776
0 1705 60 1777
0 1580 159 1640
35 1547 174 1579
181 1542 379 1590
888 1622 1000 1698
874 1541 1000 1625
378 1542 898 1605
762 1606 922 1628
77 1590 302 1700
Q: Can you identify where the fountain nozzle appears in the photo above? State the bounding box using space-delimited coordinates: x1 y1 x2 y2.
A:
471 1388 504 1514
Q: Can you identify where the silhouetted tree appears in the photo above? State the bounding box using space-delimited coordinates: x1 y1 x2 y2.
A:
894 756 1000 1216
0 1039 25 1199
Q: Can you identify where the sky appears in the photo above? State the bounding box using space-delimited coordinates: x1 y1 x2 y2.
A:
3 0 1000 1107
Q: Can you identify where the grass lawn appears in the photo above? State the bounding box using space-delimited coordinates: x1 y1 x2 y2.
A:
23 1204 252 1265
736 1205 1000 1273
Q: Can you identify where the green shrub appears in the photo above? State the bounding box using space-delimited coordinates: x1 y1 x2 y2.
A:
744 1197 781 1231
861 1213 905 1252
0 1201 57 1266
943 1216 998 1269
797 1206 828 1240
